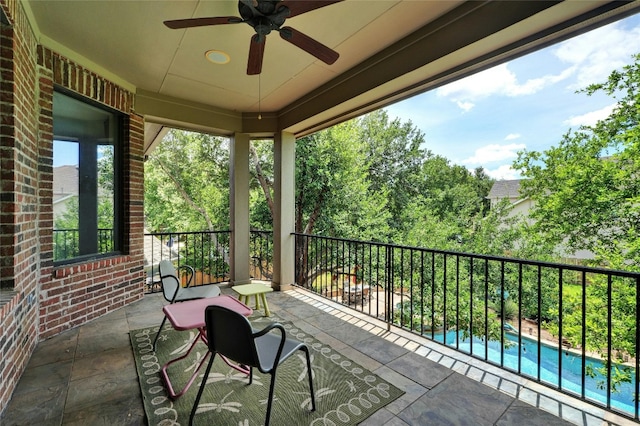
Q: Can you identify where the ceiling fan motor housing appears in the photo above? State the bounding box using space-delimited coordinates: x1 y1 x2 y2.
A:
242 0 290 37
254 19 274 38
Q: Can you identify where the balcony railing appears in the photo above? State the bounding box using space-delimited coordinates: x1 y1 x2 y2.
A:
53 228 114 261
143 230 273 292
250 230 273 281
294 233 640 421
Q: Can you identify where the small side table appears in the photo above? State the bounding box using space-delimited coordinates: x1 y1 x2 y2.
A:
232 283 274 316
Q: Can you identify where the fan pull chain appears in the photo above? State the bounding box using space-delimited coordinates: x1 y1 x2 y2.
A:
258 73 262 120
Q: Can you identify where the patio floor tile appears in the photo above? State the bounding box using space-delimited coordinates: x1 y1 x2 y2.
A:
398 373 517 426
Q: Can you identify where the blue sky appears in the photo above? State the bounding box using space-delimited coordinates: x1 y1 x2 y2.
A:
384 13 640 180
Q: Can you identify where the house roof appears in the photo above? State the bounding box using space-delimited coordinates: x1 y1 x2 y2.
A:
53 165 113 203
143 231 179 274
53 165 79 202
22 1 640 154
487 179 522 200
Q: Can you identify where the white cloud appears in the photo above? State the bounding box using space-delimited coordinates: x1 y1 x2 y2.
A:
461 143 526 165
564 103 617 127
436 63 573 110
485 164 521 180
505 133 521 141
554 21 640 88
457 101 474 112
437 64 512 100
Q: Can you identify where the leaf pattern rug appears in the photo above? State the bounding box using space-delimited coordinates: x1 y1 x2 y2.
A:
130 315 404 425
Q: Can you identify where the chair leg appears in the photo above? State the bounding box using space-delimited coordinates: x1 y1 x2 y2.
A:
303 346 316 411
265 372 278 426
189 353 216 426
153 316 168 351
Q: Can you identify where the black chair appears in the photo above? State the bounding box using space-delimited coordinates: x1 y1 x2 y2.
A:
189 305 316 426
152 259 221 350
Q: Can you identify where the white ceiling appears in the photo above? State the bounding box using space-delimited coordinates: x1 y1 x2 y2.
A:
24 0 640 150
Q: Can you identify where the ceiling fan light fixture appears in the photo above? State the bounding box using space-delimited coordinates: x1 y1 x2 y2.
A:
205 50 231 64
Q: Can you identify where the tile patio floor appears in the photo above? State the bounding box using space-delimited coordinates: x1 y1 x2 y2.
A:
1 286 637 425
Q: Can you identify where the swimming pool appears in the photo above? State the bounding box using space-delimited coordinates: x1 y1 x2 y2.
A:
433 330 637 415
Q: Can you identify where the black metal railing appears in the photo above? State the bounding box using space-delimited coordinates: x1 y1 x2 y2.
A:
53 228 114 261
294 233 640 420
143 230 273 292
251 230 273 281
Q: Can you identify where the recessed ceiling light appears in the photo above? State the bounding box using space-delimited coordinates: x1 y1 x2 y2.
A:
205 50 230 64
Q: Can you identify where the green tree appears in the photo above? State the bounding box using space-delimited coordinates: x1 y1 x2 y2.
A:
361 110 425 239
144 130 230 233
514 54 640 270
402 153 495 251
144 130 231 275
249 140 274 230
293 120 390 284
514 54 640 392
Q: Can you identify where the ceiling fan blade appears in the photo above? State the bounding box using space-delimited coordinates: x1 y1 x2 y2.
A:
164 16 242 29
247 34 266 75
279 26 338 65
280 0 343 18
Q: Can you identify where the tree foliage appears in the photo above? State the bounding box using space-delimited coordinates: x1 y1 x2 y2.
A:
514 53 640 270
294 119 389 241
360 110 425 238
144 130 230 233
514 54 640 391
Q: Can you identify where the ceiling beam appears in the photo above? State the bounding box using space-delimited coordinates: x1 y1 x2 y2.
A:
276 1 562 132
136 89 243 136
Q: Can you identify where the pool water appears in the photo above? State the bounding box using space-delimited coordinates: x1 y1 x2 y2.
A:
433 330 637 415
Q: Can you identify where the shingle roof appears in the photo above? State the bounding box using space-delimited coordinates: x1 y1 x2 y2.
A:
53 165 110 203
53 165 79 197
487 179 522 200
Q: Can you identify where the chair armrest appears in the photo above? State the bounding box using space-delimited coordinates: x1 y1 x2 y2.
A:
168 275 182 303
177 264 196 287
254 323 287 365
253 322 285 338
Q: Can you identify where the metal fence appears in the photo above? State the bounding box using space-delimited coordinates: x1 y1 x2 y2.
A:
293 232 640 420
250 230 273 281
143 230 273 292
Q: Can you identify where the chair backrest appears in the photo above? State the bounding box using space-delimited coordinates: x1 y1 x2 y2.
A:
159 260 180 302
205 305 260 368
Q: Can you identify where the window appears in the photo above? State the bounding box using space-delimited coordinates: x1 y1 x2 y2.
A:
52 90 123 263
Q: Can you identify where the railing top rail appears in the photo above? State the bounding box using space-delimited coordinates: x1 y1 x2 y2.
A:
293 232 640 279
144 230 231 237
145 230 271 237
54 228 113 231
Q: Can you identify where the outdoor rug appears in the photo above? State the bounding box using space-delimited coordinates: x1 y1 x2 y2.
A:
130 315 404 425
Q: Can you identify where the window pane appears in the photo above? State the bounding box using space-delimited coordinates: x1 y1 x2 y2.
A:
52 91 120 262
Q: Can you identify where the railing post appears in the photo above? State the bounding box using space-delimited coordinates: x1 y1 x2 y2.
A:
385 244 392 331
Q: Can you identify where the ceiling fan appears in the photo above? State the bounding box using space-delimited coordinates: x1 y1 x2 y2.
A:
164 0 343 75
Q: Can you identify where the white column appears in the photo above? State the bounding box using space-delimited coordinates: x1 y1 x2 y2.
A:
230 132 251 285
273 131 296 291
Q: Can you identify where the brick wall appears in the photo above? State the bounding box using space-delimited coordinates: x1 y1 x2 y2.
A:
0 0 41 414
36 47 145 339
0 0 145 415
